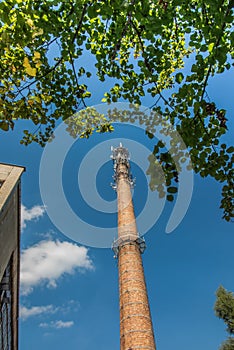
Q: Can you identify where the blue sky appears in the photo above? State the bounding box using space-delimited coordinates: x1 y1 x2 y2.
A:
0 59 234 350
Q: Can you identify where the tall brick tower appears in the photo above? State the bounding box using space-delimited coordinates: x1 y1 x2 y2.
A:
111 143 156 350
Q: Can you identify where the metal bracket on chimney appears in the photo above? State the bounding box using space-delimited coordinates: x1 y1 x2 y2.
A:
112 235 146 258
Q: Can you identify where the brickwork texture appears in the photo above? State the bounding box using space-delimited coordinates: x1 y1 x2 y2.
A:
116 161 156 350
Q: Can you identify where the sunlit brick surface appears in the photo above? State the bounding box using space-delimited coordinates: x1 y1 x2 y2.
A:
117 163 156 350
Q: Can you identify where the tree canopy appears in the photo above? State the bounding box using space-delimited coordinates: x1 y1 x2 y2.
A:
215 286 234 350
0 0 233 220
219 338 234 350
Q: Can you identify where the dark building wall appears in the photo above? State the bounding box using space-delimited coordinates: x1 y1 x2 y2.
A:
0 164 24 350
0 188 19 280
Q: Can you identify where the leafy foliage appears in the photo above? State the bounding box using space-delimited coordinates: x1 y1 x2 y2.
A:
0 0 233 220
215 286 234 334
215 286 234 350
219 338 234 350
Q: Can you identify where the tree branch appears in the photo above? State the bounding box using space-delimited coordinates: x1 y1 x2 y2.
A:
15 2 90 98
69 52 87 108
130 19 173 110
200 4 231 102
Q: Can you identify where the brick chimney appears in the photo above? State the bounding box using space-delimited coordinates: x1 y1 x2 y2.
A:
111 144 156 350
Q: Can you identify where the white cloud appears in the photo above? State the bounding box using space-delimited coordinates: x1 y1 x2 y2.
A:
20 300 80 321
21 204 45 229
20 305 56 320
39 320 74 329
20 240 93 295
59 300 80 314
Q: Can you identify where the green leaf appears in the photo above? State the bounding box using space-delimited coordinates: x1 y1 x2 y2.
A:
226 146 234 153
0 121 9 131
167 194 174 202
175 72 184 84
208 42 215 52
145 130 154 139
167 186 177 194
